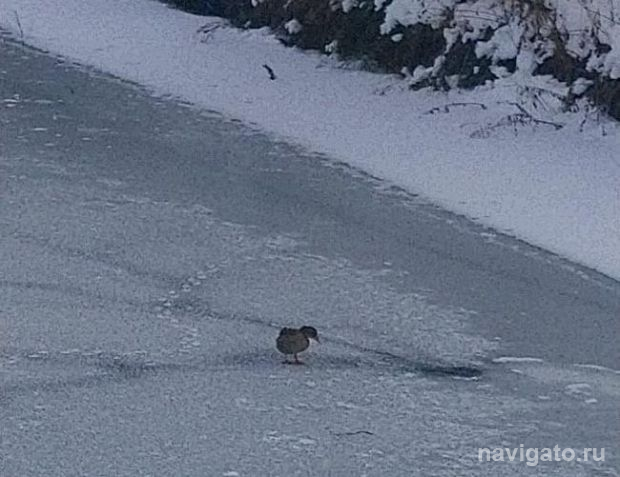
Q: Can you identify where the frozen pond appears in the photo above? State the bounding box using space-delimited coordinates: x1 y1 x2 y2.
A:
1 38 618 476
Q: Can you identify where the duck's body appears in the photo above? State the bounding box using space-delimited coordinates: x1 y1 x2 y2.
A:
276 326 319 364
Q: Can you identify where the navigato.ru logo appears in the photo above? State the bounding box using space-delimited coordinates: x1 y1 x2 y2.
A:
478 445 605 467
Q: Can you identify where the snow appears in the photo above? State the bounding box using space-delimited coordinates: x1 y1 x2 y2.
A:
475 22 522 62
341 0 359 14
492 357 545 364
603 24 620 79
284 19 302 35
0 0 619 284
381 0 456 32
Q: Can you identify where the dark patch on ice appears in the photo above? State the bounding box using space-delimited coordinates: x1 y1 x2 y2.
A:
0 360 481 408
412 363 482 378
210 348 482 378
323 336 483 378
361 348 483 378
0 277 143 308
212 350 368 370
0 338 481 406
91 353 169 378
0 350 184 404
372 353 482 379
0 375 109 403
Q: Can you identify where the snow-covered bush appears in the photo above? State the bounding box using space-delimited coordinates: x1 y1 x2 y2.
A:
165 0 620 119
384 0 620 116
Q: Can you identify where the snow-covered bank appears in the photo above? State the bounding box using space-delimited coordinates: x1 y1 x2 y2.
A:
1 0 619 280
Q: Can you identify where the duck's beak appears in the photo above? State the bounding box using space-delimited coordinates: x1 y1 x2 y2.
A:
314 336 320 344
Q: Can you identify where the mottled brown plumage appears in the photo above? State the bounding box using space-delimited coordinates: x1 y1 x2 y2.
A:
276 326 320 364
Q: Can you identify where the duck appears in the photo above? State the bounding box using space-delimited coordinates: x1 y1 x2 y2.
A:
276 326 320 364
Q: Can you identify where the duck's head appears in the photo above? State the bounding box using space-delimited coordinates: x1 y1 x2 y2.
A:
300 326 320 343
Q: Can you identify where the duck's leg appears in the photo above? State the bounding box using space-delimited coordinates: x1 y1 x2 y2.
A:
293 353 304 365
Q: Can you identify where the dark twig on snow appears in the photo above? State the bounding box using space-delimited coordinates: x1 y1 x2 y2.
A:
262 64 276 80
424 102 488 114
469 100 565 138
505 101 564 130
197 22 224 42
